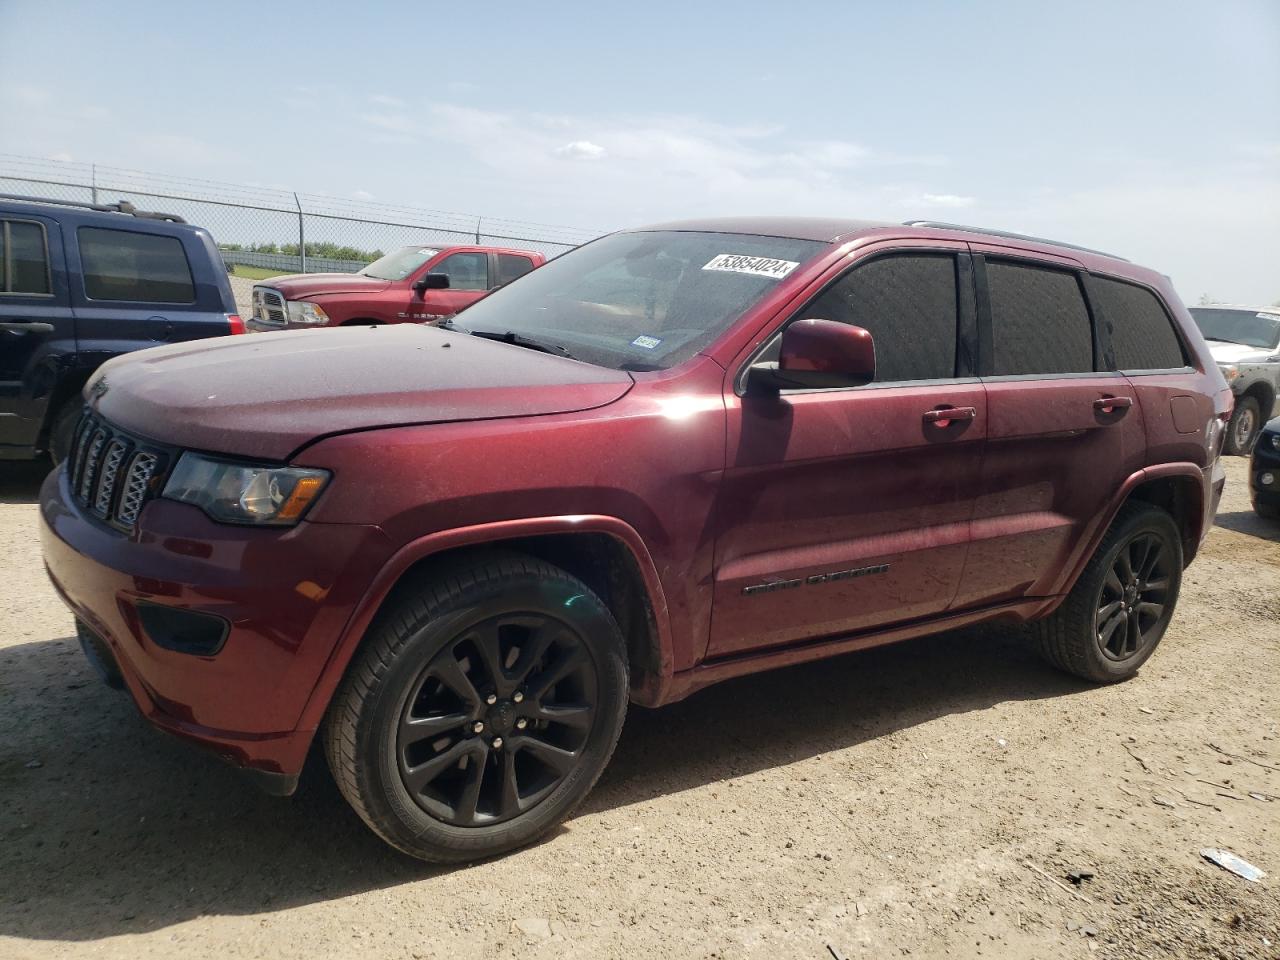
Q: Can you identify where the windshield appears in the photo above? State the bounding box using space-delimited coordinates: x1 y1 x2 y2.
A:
359 246 440 281
1190 308 1280 350
451 231 824 370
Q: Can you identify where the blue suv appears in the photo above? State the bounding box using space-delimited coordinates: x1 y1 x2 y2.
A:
0 194 243 463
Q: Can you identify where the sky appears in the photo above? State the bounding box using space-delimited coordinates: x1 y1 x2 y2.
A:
1 0 1277 303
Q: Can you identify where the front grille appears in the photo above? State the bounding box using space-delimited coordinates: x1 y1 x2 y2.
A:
67 414 169 531
252 286 287 325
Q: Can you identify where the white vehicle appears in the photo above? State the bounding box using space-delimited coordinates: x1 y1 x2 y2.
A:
1190 305 1280 454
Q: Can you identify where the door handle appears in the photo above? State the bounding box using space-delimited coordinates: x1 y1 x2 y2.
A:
1093 396 1133 414
923 406 977 427
0 321 55 334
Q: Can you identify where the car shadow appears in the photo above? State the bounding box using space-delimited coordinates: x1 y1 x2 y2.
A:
0 623 1089 943
1213 508 1280 542
0 459 52 505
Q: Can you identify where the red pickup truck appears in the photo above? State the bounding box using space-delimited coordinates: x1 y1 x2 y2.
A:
247 243 546 331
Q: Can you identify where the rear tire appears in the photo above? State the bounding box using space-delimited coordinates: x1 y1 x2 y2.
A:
1254 501 1280 521
1224 396 1260 455
323 552 628 863
1033 502 1183 684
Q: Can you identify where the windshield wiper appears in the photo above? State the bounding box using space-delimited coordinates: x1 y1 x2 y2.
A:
461 326 579 361
1203 337 1246 345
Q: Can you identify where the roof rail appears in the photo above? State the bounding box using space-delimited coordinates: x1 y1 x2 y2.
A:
903 220 1127 261
0 192 187 223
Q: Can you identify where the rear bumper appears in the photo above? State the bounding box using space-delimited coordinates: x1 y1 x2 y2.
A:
39 465 392 783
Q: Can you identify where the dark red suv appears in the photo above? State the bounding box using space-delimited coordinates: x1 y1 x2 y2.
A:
40 217 1230 862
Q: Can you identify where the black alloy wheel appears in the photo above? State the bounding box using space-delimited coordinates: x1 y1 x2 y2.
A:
397 613 598 826
1093 531 1174 662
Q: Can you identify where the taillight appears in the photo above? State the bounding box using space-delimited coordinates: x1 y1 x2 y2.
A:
226 313 245 335
1208 389 1234 460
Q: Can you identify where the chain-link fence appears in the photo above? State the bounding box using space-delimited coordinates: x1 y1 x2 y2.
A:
0 153 599 275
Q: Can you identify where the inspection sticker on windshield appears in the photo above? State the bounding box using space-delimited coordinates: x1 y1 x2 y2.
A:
702 254 799 280
631 335 662 350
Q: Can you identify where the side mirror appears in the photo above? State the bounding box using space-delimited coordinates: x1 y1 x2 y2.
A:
413 272 450 292
747 319 876 393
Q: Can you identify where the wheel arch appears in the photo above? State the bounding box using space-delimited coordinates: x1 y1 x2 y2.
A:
1240 379 1275 421
295 516 675 737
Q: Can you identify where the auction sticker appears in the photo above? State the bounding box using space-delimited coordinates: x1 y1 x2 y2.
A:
631 335 662 349
703 253 799 280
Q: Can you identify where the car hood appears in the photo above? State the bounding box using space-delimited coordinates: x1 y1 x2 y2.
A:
260 273 392 298
87 325 634 460
1207 340 1272 364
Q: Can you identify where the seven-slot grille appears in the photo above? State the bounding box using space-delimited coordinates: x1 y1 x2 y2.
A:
251 286 287 325
68 414 168 530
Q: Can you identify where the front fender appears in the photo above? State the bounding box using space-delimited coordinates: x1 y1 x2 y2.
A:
291 514 676 736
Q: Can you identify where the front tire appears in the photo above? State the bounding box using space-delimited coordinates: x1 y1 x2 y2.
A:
1033 502 1183 683
324 552 628 863
1224 396 1260 455
48 401 84 465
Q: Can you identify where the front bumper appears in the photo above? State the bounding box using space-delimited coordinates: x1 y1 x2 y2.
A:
39 465 391 784
1251 433 1280 510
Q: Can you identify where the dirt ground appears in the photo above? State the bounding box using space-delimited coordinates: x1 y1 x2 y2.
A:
1 456 1276 960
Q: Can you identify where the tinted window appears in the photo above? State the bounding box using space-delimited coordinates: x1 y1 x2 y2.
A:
801 254 958 382
1092 276 1186 369
497 253 535 286
3 221 51 295
986 260 1093 375
434 252 488 291
79 227 194 303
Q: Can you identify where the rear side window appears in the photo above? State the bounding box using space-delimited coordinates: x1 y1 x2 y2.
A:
78 227 195 303
434 251 488 291
1091 276 1186 370
804 253 958 382
2 220 51 295
496 253 535 286
986 260 1093 375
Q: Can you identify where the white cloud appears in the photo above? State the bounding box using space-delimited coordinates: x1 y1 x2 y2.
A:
352 189 375 200
918 193 976 208
362 113 414 134
368 94 404 107
45 152 74 163
556 140 607 161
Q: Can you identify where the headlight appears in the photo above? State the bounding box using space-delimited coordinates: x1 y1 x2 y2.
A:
1219 364 1239 383
287 300 331 325
162 453 330 525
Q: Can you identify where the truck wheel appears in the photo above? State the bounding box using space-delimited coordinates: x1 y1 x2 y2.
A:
1032 502 1182 684
323 552 629 863
1224 396 1260 455
1255 502 1280 521
48 401 84 465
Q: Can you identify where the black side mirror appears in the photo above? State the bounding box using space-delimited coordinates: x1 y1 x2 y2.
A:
746 319 876 393
413 272 450 292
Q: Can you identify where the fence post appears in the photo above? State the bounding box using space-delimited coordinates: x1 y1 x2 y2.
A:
91 163 98 204
294 192 306 274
